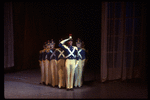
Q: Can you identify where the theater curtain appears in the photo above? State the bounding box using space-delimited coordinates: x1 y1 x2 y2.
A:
4 2 14 68
101 2 146 82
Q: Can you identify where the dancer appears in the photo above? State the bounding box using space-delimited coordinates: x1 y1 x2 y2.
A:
45 40 51 85
74 38 86 87
59 34 79 90
56 38 66 88
48 39 58 87
40 42 47 85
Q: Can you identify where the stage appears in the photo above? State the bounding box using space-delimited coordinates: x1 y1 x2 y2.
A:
4 68 147 99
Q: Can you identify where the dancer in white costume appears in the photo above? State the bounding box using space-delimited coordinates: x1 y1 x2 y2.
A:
59 34 79 90
74 38 86 87
39 42 47 84
48 39 58 87
56 38 66 88
45 40 52 85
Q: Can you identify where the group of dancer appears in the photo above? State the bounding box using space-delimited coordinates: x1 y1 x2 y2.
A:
38 34 87 90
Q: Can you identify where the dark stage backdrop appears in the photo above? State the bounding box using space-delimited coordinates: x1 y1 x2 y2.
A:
12 2 101 81
4 2 14 69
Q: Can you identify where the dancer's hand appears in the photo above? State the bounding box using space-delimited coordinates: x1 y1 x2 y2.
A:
69 36 72 39
69 34 72 39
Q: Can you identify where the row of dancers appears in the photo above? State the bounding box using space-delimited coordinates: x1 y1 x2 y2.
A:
38 34 87 90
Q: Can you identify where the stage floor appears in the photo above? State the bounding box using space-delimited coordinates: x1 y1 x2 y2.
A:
4 68 148 99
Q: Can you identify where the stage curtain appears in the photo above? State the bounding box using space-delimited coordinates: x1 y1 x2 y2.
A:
101 2 146 82
4 2 14 68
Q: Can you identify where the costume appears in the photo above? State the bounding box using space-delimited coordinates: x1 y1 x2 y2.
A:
48 39 58 87
56 38 66 88
74 38 86 87
59 34 79 90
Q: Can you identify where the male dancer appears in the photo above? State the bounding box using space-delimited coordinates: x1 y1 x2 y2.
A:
40 42 47 84
74 38 86 87
59 34 79 90
56 38 66 88
81 41 87 86
45 40 51 85
48 39 58 87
